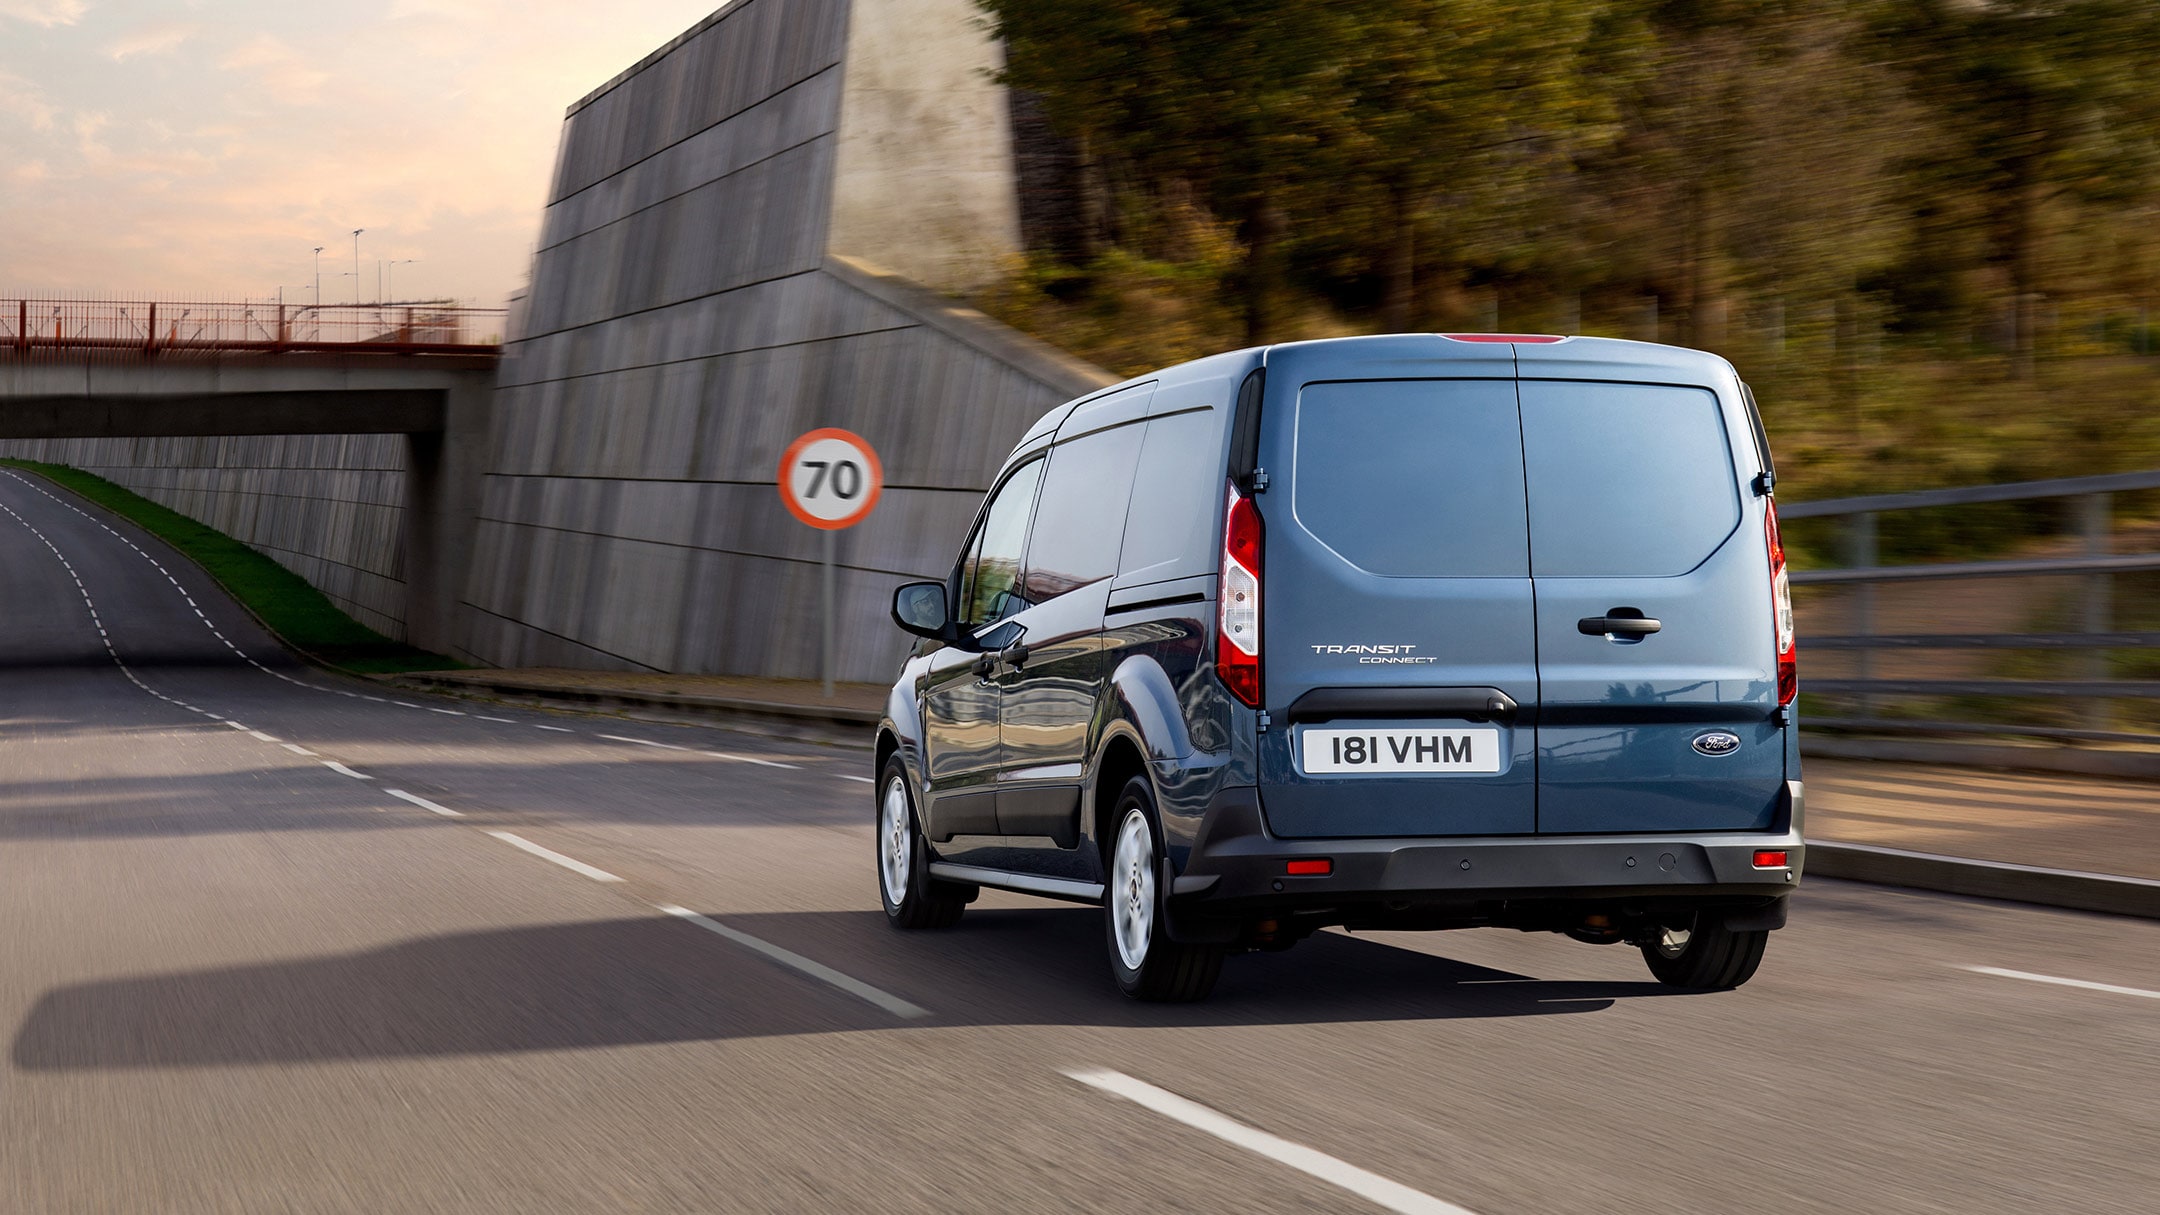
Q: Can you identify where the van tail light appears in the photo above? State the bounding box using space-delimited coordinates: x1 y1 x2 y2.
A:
1766 498 1797 705
1218 485 1263 707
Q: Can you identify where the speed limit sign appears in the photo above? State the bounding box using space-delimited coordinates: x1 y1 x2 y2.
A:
778 428 883 530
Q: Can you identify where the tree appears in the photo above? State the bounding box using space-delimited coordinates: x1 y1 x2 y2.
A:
979 0 1365 343
1337 0 1611 331
1871 0 2160 374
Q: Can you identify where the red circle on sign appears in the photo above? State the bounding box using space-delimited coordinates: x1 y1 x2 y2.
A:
777 427 884 530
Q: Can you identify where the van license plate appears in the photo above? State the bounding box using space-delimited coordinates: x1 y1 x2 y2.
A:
1299 727 1502 775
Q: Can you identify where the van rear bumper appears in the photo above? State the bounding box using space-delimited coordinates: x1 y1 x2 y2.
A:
1171 787 1801 925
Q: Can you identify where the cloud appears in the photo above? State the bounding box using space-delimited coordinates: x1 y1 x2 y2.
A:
107 21 197 61
219 34 330 104
0 70 58 131
0 0 89 27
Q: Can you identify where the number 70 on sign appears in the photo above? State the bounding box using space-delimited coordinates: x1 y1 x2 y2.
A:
778 428 884 530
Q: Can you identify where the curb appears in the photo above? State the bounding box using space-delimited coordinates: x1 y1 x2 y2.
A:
1806 840 2160 920
1802 735 2160 782
387 672 880 746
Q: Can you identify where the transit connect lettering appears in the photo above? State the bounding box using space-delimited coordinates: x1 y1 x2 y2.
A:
1301 727 1500 775
1310 644 1441 665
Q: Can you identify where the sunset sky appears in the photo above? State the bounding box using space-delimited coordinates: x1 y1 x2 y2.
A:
0 0 727 307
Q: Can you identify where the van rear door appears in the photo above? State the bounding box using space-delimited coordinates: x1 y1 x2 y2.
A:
1254 340 1536 839
1519 378 1784 834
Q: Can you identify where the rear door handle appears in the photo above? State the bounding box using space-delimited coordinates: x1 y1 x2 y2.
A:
1578 614 1662 637
1001 644 1032 670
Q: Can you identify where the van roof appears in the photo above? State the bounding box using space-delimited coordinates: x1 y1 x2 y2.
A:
1026 335 1740 449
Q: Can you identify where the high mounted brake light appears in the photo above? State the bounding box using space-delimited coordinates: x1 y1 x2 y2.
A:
1439 333 1566 343
1766 498 1797 705
1218 485 1263 707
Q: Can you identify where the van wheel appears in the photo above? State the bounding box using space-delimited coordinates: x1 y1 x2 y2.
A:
877 758 967 930
1105 777 1223 1002
1640 912 1767 990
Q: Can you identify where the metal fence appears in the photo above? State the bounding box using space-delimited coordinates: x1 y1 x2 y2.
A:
1784 469 2160 745
1 297 506 357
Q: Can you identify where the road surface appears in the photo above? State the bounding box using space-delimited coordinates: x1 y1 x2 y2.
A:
2 467 2155 1213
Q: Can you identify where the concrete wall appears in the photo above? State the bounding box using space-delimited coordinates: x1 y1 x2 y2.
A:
3 0 1112 681
0 432 413 638
456 0 1110 680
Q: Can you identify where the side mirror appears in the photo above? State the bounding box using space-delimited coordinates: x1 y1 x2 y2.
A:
891 581 955 641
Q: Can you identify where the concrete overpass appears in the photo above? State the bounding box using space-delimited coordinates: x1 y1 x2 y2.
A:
0 300 503 655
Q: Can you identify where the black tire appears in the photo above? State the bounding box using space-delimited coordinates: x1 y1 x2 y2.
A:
1103 776 1223 1002
876 756 968 930
1640 911 1768 990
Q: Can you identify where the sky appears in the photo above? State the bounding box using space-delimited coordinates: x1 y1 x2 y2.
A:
0 0 728 307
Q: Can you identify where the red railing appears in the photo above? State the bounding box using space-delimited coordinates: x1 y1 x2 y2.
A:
1 297 506 357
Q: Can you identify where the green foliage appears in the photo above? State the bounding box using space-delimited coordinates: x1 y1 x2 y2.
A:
977 0 2160 507
0 460 462 675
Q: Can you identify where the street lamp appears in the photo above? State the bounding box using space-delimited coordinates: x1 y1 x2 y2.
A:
385 259 417 303
312 246 324 307
352 229 364 305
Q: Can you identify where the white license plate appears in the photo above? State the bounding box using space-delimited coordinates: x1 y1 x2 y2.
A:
1299 726 1501 775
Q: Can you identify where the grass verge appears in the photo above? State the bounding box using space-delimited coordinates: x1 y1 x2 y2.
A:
1 458 464 675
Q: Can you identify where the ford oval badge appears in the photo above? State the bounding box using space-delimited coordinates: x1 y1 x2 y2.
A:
1693 731 1742 757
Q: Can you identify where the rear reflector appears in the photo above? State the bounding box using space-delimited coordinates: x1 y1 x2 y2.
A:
1285 859 1332 876
1752 850 1790 869
1440 333 1566 343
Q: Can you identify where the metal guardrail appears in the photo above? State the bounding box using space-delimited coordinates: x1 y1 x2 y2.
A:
1 297 505 357
1787 468 2159 744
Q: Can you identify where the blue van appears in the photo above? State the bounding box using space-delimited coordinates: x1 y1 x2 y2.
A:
879 334 1801 1001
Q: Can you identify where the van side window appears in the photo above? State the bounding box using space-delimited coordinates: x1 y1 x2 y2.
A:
1519 382 1740 577
1023 424 1145 603
1117 407 1226 585
958 458 1044 629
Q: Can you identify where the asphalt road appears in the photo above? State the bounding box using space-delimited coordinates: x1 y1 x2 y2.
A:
3 465 2156 1214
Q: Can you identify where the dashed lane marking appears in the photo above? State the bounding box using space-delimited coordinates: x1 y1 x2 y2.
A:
476 715 516 724
598 734 691 752
386 789 464 819
1961 966 2160 1000
322 761 372 780
839 774 876 784
1064 1069 1477 1215
249 731 281 743
701 750 799 770
534 724 574 733
487 831 622 882
655 903 929 1019
282 744 318 757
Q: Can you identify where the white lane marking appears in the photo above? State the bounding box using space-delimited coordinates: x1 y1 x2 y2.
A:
487 831 622 882
476 716 516 724
250 731 281 743
322 761 372 780
392 702 422 709
654 903 929 1020
1961 966 2160 1001
534 724 573 733
222 720 251 731
839 774 876 784
701 750 800 770
1064 1070 1476 1215
599 734 690 752
282 743 318 756
386 789 464 818
427 707 465 716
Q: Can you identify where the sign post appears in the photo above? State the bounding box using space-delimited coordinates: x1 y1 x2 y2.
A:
777 428 884 697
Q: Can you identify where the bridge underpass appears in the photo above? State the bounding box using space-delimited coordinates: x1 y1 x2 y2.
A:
0 299 502 655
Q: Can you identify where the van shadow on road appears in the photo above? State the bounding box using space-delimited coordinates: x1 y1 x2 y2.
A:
11 909 1680 1071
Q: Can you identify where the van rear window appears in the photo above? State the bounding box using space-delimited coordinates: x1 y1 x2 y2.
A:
1291 380 1528 577
1518 382 1740 577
